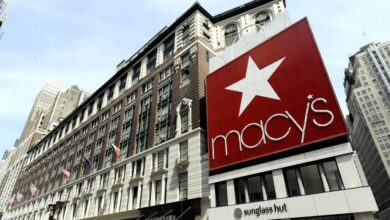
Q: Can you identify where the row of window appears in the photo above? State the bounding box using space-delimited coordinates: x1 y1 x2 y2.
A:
29 33 190 161
20 140 189 197
224 12 272 47
12 172 189 219
215 160 344 207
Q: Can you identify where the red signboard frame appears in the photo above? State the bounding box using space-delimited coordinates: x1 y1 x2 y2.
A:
206 18 348 172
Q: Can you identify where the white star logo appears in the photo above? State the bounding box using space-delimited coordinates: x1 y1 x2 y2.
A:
226 56 285 116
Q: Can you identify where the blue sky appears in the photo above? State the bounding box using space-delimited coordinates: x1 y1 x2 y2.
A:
0 0 389 157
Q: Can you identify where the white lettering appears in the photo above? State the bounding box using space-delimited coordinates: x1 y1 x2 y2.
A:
211 130 241 159
285 100 310 143
210 96 336 160
264 113 291 141
311 98 334 127
241 121 266 149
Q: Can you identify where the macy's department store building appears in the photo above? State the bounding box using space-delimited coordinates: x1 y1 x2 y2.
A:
205 17 378 220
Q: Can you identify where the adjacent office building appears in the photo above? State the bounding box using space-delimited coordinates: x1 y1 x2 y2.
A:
344 42 390 219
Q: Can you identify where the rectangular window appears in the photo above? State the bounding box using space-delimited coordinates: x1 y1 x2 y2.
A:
107 86 114 102
119 74 127 92
300 164 324 194
322 161 344 191
181 111 189 132
72 203 77 218
263 173 276 199
179 173 188 200
235 178 247 204
163 35 175 60
284 168 300 197
132 64 141 85
127 92 136 104
113 191 118 212
97 196 103 214
247 176 263 202
147 50 157 74
182 52 190 68
84 199 89 217
137 96 152 153
179 141 188 162
160 65 172 81
132 186 138 209
142 80 153 94
158 151 164 170
215 181 228 207
155 180 162 205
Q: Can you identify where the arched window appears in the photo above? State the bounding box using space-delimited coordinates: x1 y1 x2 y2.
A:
255 12 271 31
224 23 239 47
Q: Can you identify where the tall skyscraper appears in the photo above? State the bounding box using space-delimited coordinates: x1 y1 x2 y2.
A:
0 83 90 216
344 41 390 219
19 81 63 143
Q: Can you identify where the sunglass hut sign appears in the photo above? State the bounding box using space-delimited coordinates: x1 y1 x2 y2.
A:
206 19 348 172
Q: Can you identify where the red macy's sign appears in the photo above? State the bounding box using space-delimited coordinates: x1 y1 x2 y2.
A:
206 18 348 172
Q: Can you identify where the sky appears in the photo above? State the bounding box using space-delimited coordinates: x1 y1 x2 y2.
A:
0 0 389 158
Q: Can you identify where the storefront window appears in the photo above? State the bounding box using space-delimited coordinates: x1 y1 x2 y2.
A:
322 161 344 191
263 173 276 199
235 179 247 204
285 168 301 196
234 173 276 204
215 182 228 207
300 164 324 194
247 176 263 202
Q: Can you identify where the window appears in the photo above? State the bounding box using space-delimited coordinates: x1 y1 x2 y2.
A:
300 164 324 194
284 168 301 197
132 63 141 85
160 65 172 81
137 96 152 153
255 12 271 30
114 103 122 114
102 111 109 121
181 52 190 68
179 173 188 200
97 96 103 111
107 86 114 102
215 181 228 207
284 160 343 197
182 24 190 46
163 35 175 60
142 80 153 94
84 199 89 217
181 111 189 133
235 178 247 204
72 203 77 218
119 74 127 93
224 23 238 47
127 92 136 104
132 186 138 209
97 196 103 214
158 151 164 170
156 83 171 143
155 180 162 205
179 141 188 162
147 50 157 74
247 176 263 202
263 173 276 199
